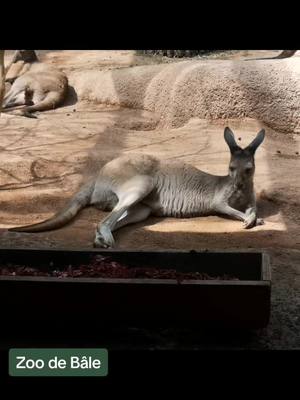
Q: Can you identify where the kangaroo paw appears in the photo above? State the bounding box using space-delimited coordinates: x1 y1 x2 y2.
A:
243 213 257 229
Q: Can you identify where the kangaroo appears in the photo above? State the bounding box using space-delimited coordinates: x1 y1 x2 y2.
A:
3 51 68 118
5 50 39 84
9 127 265 248
245 49 298 61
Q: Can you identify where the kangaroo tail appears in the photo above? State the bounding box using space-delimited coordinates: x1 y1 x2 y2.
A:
9 181 95 233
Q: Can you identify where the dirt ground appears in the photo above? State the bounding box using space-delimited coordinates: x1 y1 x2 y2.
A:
0 50 300 349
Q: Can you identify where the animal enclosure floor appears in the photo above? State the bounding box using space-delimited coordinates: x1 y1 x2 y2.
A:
0 50 300 350
0 111 299 252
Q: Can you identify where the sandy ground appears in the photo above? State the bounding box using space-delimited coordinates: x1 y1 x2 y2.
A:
0 50 300 349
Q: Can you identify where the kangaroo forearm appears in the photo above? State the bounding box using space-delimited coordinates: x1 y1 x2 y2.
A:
245 193 257 215
217 204 246 221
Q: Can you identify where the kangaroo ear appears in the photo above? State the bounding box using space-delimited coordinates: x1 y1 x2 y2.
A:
245 129 265 154
224 127 241 153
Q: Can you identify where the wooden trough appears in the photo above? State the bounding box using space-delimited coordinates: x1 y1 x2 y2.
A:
0 248 271 329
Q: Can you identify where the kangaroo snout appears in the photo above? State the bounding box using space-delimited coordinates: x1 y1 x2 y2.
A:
235 181 245 189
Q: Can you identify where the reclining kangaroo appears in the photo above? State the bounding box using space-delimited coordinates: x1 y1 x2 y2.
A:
3 50 68 118
9 127 265 247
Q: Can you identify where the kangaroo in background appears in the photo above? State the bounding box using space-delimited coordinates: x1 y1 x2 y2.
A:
245 50 297 61
5 50 39 84
3 50 68 118
10 127 265 248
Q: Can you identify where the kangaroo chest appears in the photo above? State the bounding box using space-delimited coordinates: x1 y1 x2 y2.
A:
227 187 251 211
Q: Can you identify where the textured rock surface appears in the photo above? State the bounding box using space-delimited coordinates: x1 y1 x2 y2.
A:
70 57 300 134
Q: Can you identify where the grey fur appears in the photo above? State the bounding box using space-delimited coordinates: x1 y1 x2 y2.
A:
9 127 265 248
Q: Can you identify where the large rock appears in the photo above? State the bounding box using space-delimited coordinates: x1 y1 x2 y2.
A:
70 57 300 134
139 50 212 57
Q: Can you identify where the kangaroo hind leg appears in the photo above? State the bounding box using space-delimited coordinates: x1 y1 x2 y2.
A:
114 204 151 230
19 91 61 118
93 176 154 248
2 87 26 109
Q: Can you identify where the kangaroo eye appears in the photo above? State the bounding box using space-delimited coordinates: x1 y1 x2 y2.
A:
229 166 236 172
245 167 252 173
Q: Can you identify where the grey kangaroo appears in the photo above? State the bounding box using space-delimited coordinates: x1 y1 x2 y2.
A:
9 127 265 248
3 51 68 118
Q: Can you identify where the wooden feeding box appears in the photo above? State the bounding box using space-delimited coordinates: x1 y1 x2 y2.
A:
0 248 271 329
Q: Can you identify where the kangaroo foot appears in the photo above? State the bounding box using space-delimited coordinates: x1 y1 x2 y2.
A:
93 225 115 248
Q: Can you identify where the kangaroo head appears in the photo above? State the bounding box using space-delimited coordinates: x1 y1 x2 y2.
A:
224 127 265 189
14 50 39 64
